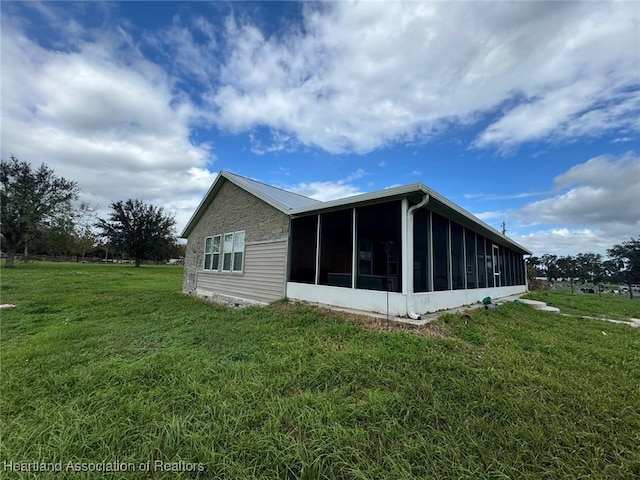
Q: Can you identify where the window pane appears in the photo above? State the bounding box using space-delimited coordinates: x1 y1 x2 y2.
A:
477 235 486 288
203 237 212 270
233 231 245 252
212 235 221 253
290 216 318 284
319 210 352 287
223 233 233 252
222 233 233 271
223 253 232 271
414 209 430 292
212 253 219 270
466 230 477 289
233 252 243 271
451 222 464 290
356 201 402 292
432 213 449 291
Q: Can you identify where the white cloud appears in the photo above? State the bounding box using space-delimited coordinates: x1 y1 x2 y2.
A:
286 181 363 202
517 152 640 228
510 152 640 255
0 18 216 232
473 210 507 223
208 1 639 153
511 228 617 257
464 192 545 201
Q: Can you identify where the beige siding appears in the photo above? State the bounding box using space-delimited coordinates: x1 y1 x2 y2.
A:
196 240 287 303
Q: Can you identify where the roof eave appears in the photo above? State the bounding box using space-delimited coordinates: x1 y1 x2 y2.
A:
180 170 312 238
289 182 426 215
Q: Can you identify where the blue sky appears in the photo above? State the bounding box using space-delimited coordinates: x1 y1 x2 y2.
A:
1 1 638 256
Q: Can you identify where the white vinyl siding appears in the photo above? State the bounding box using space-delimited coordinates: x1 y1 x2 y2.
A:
196 240 287 303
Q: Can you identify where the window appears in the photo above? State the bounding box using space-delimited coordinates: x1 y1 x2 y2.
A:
414 209 431 292
465 229 477 289
204 232 242 272
356 201 402 292
222 233 233 271
319 209 353 287
232 231 245 272
432 212 450 291
290 216 318 284
203 237 213 270
451 222 465 290
485 238 494 288
210 235 221 270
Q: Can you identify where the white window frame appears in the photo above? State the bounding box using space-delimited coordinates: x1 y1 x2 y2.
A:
222 233 234 272
219 231 246 273
203 235 222 271
211 235 221 271
232 231 245 272
203 237 213 270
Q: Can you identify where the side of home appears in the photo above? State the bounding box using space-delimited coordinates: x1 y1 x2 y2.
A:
182 171 531 317
182 176 291 304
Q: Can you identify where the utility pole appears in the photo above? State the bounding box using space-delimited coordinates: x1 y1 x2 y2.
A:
501 222 506 235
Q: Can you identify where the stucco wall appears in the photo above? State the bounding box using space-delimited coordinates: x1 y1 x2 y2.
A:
183 179 290 297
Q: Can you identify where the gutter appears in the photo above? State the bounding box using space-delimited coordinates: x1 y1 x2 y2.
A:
406 194 430 320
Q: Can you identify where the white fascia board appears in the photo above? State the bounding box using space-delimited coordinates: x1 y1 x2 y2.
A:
180 172 226 238
289 183 426 215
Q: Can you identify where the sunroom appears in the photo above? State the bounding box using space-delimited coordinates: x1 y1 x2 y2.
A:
285 184 530 318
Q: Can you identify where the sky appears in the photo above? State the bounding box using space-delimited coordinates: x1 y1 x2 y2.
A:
1 1 639 257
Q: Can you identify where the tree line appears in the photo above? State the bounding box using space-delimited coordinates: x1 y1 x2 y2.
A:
1 156 182 268
526 241 640 298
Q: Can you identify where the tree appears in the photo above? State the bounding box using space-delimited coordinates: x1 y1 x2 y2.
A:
526 256 541 281
1 156 79 267
557 255 579 294
540 254 560 283
575 253 604 285
96 199 176 267
607 236 640 299
73 203 99 261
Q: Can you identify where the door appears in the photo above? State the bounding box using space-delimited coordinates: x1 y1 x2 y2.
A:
492 244 501 287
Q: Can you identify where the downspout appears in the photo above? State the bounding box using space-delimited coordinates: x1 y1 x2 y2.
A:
407 194 430 320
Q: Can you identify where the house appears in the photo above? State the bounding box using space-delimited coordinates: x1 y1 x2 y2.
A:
181 171 531 318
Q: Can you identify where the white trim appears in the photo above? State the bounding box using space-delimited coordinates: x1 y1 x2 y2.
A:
314 214 321 285
401 198 409 296
351 208 357 289
222 233 234 272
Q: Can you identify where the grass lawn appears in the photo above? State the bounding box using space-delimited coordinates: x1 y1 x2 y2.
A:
1 262 639 479
523 290 640 321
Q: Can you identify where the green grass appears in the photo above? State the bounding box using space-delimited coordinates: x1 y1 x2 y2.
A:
524 290 640 320
1 262 639 479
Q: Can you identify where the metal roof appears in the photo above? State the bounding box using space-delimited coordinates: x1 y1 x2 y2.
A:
180 170 320 237
181 172 532 255
224 171 321 211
